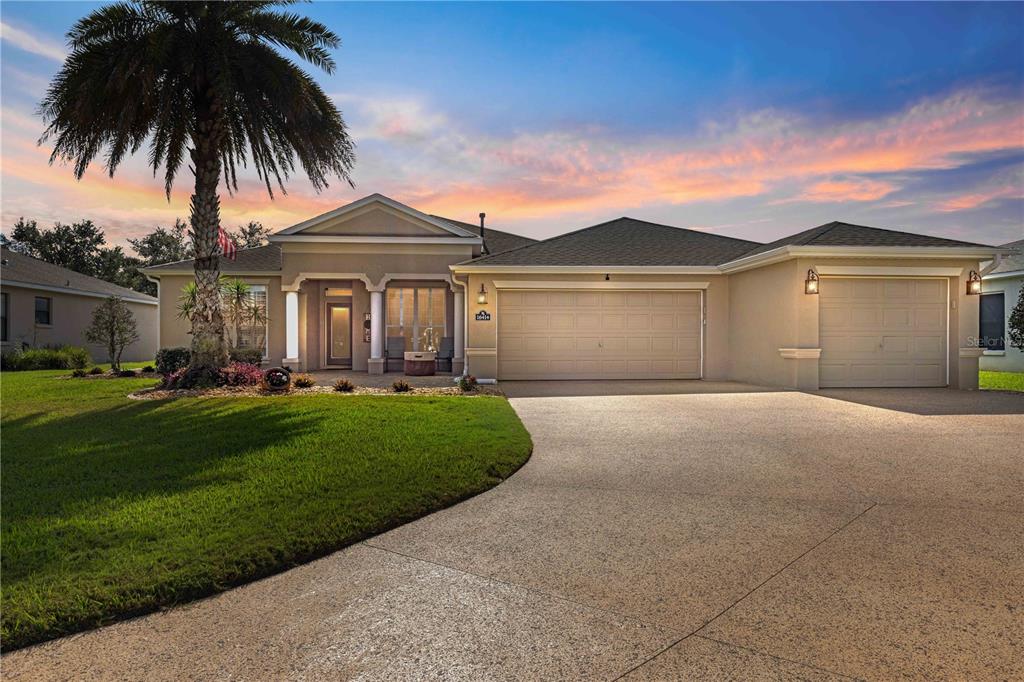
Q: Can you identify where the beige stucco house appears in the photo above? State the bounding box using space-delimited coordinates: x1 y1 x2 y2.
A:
144 193 1005 390
1 246 158 362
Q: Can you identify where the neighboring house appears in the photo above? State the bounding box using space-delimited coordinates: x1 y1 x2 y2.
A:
143 193 1004 390
1 246 158 362
980 238 1024 372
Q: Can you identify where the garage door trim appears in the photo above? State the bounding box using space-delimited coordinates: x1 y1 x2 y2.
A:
495 286 706 380
818 275 949 387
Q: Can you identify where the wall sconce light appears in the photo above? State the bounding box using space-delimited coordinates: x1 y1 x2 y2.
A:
966 270 982 295
804 269 819 295
605 273 610 281
477 283 488 304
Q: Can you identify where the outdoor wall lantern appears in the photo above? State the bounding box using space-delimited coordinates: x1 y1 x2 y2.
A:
804 269 819 295
477 283 488 304
966 270 983 295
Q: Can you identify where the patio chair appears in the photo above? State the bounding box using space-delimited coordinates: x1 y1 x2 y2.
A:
385 336 405 372
436 337 454 372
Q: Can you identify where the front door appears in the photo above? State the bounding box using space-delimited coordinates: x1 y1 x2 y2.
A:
327 303 352 367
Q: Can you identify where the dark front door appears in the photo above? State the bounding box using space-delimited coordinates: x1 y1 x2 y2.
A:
327 303 352 366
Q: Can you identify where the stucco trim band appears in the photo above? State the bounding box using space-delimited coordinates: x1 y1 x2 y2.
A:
778 348 823 359
490 280 710 290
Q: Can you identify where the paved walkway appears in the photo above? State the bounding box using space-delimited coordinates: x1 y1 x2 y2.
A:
4 382 1023 680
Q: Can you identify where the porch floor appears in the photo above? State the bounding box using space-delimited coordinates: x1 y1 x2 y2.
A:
307 369 457 389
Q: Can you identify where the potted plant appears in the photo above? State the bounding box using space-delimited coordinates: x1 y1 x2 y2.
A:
261 367 291 392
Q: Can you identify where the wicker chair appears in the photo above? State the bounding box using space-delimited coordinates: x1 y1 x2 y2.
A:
385 336 405 372
436 337 454 372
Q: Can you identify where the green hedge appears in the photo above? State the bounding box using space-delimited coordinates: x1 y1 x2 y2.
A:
0 346 91 371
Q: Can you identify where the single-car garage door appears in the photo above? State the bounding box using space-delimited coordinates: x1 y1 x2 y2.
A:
819 277 947 387
497 289 701 380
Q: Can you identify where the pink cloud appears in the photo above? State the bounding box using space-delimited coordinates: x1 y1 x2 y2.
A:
2 87 1022 241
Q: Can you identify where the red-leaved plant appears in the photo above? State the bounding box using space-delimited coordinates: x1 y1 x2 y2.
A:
218 362 264 387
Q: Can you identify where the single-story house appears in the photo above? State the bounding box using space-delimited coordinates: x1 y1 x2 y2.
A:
980 239 1024 372
1 246 158 362
143 193 1006 390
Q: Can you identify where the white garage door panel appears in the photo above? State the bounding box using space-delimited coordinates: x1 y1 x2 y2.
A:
498 290 701 380
819 278 947 388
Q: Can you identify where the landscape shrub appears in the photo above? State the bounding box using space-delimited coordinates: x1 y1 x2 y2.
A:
142 365 156 373
292 373 316 388
0 348 23 371
0 346 92 371
117 369 137 378
333 378 355 393
160 367 187 389
391 379 411 393
228 348 264 365
458 375 478 393
217 362 263 387
155 347 191 375
88 366 104 375
60 346 92 369
71 368 87 378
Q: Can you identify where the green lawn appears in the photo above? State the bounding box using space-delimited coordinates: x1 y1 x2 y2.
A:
979 370 1024 392
0 369 532 650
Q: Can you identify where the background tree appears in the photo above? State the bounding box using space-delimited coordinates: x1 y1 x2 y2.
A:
1009 288 1024 351
84 296 139 371
2 217 151 293
41 1 356 384
128 219 191 266
231 221 272 249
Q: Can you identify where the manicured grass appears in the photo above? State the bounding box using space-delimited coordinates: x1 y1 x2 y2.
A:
979 370 1024 392
0 369 532 650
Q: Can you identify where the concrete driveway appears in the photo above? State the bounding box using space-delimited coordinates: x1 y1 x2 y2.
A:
5 382 1023 680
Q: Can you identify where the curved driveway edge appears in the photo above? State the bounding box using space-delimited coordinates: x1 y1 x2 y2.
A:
4 381 1022 680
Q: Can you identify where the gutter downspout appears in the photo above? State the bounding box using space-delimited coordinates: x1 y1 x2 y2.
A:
980 253 1003 277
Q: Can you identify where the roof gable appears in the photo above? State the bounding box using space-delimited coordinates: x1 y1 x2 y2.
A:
273 194 479 239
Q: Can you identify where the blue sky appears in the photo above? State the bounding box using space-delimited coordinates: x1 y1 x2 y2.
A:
1 1 1022 245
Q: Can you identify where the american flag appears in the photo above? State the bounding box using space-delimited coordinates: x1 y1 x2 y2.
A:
217 227 237 261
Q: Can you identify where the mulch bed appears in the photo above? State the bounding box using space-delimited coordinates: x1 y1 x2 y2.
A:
128 384 502 400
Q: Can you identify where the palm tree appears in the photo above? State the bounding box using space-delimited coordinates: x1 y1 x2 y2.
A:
221 278 252 348
40 1 355 383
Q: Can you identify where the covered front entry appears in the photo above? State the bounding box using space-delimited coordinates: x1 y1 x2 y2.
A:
497 289 702 380
818 277 948 387
326 302 352 367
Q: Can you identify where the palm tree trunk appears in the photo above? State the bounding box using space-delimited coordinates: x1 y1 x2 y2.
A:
187 101 229 378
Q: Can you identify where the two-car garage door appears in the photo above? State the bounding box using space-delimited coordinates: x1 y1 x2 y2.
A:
819 277 948 387
497 290 701 380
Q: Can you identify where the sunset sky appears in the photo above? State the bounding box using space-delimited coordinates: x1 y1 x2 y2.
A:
1 2 1022 248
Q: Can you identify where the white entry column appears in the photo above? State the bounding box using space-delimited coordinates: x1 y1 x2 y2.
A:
452 289 465 375
284 290 299 367
368 289 384 374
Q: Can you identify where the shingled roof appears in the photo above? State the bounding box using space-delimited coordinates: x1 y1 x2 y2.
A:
462 217 761 267
1 247 156 302
987 238 1024 276
431 215 536 255
737 221 994 259
144 244 283 273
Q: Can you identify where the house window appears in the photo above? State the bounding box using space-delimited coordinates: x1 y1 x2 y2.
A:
386 287 446 351
1 292 8 342
979 292 1005 351
232 285 269 357
34 297 51 325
